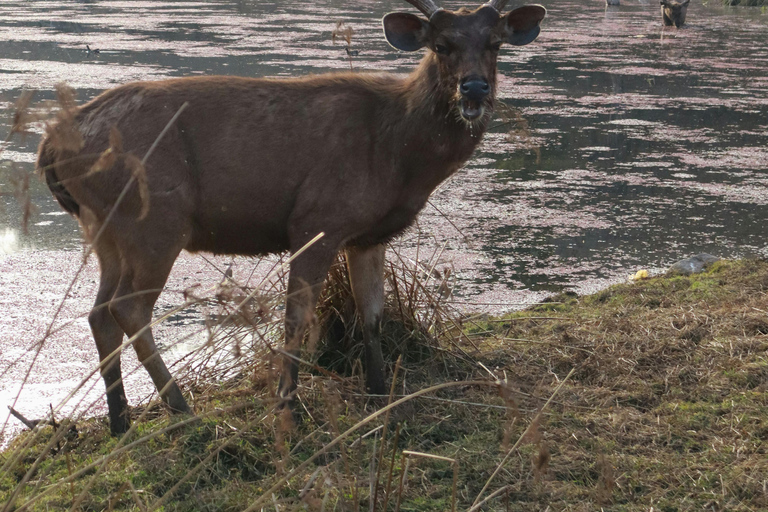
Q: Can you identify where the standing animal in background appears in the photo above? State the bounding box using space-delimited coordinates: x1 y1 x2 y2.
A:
661 0 690 27
37 0 546 435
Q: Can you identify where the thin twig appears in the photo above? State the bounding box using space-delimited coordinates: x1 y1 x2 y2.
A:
6 406 39 430
372 355 403 507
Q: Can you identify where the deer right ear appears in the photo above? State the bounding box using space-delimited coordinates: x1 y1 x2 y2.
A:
502 5 546 46
383 13 429 52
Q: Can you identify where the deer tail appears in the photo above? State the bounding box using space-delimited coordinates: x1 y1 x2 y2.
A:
37 136 80 217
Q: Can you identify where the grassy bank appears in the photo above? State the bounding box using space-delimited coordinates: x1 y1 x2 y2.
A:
2 258 768 511
720 0 768 6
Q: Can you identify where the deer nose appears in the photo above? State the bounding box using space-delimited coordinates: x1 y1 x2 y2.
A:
459 78 490 103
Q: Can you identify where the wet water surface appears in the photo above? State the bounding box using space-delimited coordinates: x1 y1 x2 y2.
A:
1 0 767 434
3 0 768 289
2 0 767 293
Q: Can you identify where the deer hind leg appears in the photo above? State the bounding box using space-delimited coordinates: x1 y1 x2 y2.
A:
107 245 190 416
346 244 387 395
278 246 337 403
89 238 130 434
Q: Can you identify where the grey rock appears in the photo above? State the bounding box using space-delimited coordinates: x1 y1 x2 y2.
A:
667 253 721 276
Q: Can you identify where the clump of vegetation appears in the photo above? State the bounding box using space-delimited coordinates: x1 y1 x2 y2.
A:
1 89 41 233
3 258 768 511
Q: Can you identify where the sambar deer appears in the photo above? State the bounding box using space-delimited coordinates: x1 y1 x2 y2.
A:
37 0 546 434
660 0 689 28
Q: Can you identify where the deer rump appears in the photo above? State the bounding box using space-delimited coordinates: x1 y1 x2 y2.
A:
38 0 547 435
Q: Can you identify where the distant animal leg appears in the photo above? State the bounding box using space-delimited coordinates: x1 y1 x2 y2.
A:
88 239 130 434
346 244 387 395
662 8 674 25
107 249 190 416
278 246 337 404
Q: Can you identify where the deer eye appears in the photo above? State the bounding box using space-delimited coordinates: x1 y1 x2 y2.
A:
434 44 450 56
490 42 502 52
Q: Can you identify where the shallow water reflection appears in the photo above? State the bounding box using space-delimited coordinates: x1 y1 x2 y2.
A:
1 0 767 297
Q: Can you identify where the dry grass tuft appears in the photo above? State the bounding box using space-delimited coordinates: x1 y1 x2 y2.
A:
332 21 356 69
44 84 83 156
10 90 38 137
124 153 150 220
331 21 354 47
1 89 56 232
88 126 123 176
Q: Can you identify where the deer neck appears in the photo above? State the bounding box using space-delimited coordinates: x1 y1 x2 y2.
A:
397 54 493 179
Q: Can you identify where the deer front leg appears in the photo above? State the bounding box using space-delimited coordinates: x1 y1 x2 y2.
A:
279 247 336 403
346 244 387 395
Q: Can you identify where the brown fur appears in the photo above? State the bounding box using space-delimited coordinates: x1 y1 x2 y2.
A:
660 0 689 27
37 2 546 434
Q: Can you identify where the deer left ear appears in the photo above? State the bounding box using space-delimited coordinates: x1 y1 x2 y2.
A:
501 5 546 46
383 13 429 51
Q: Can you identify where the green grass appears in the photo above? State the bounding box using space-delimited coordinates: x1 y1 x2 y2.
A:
3 259 768 510
721 0 768 6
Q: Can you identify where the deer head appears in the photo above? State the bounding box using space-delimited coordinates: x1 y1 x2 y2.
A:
383 1 546 125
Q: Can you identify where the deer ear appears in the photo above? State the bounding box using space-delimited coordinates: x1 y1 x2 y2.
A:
501 5 546 47
383 13 429 52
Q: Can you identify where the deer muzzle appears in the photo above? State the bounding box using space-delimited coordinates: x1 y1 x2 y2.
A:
458 76 490 121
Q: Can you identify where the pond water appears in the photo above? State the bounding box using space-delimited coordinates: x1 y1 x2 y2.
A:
2 0 768 295
0 0 767 436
